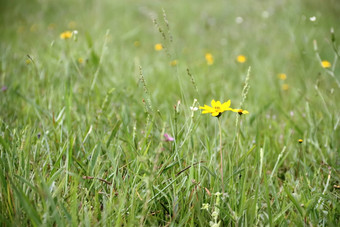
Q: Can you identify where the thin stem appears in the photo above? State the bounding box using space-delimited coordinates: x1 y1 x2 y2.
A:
218 118 224 193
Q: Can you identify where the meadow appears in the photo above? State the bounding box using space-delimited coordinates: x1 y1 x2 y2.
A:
0 0 340 226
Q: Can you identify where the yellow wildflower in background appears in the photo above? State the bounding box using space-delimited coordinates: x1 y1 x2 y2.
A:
25 59 31 65
298 139 303 143
134 41 140 47
60 31 73 39
205 53 214 65
199 99 232 117
170 60 178 66
232 109 249 115
154 43 163 51
278 73 287 80
321 60 331 68
282 84 289 91
237 55 246 63
78 58 84 64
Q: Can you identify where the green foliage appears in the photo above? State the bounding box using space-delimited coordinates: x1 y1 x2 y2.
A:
1 0 340 226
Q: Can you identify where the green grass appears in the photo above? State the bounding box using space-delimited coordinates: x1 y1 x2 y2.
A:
1 0 340 226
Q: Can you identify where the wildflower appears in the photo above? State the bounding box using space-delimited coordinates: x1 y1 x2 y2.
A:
205 53 214 65
154 43 163 51
25 59 31 65
60 31 73 39
134 41 140 47
211 211 219 219
190 106 198 111
199 100 232 117
278 73 287 80
235 17 244 24
321 60 331 68
201 203 210 210
309 16 316 22
237 55 246 63
164 133 174 142
170 60 178 66
1 86 7 92
262 11 269 19
298 139 303 143
282 84 289 91
232 109 249 115
78 58 84 64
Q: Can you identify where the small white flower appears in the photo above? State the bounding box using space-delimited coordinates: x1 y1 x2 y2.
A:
235 17 243 24
262 11 269 18
73 30 78 35
190 106 198 111
211 211 219 219
309 16 316 22
201 203 210 210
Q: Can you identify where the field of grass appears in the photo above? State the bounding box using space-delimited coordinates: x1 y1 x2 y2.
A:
1 0 340 226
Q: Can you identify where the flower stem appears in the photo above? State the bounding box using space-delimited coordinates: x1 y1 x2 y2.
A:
218 118 224 193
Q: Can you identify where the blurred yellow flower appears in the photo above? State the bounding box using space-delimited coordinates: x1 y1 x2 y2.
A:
25 59 31 65
60 31 73 39
232 109 249 115
278 73 287 80
205 53 214 65
134 41 140 47
170 60 178 66
237 55 246 63
282 84 289 91
321 60 331 68
199 99 232 117
78 58 84 64
154 43 163 51
298 139 303 143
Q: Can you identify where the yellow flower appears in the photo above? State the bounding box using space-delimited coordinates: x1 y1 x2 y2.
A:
134 41 140 47
278 73 287 80
154 43 163 51
298 139 303 143
205 53 214 65
282 84 289 91
199 99 232 117
25 59 31 65
170 60 178 66
232 109 249 115
60 31 73 39
237 55 246 63
78 58 84 64
321 60 331 68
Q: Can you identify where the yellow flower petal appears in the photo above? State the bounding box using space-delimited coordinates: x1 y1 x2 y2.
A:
321 60 331 68
212 112 220 117
222 100 231 109
237 55 246 63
